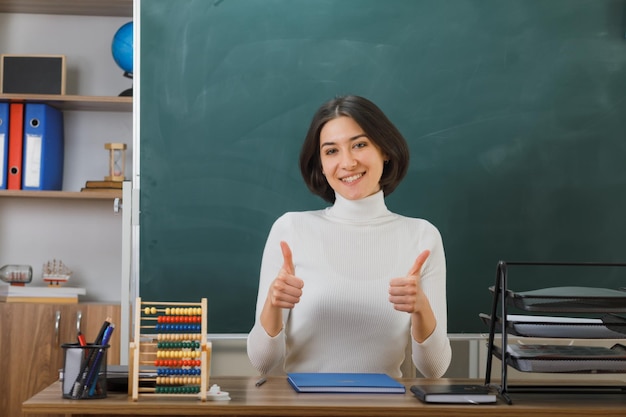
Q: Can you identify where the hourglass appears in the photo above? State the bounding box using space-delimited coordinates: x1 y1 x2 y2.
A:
105 142 127 181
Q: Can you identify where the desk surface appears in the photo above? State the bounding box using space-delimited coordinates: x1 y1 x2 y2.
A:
23 376 626 417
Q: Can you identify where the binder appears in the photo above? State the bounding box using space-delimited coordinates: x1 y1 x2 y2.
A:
22 103 64 190
7 102 24 190
286 373 406 394
0 102 8 189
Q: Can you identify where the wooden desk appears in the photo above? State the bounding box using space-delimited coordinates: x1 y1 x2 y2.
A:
23 376 626 417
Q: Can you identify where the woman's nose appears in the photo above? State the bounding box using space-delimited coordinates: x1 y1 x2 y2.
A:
341 153 357 169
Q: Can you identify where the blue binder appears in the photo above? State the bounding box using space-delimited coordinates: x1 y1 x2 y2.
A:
286 373 406 394
21 103 64 190
0 102 8 189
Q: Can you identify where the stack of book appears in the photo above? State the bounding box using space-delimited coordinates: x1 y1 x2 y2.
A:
81 180 123 193
0 285 86 304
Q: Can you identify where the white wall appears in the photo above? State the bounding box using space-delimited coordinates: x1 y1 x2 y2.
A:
0 13 133 302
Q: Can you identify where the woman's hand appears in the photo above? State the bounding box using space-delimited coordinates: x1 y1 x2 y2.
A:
260 241 304 336
388 250 430 313
267 241 304 309
388 250 436 342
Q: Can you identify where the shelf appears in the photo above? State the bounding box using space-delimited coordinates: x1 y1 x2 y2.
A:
0 190 122 200
0 0 132 17
0 94 132 112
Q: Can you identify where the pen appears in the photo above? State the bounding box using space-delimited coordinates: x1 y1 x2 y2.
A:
86 324 116 397
255 377 267 387
93 317 112 345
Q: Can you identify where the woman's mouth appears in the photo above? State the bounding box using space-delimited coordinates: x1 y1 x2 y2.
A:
342 173 364 183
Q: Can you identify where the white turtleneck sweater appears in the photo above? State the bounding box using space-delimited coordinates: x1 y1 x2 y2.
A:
247 190 451 378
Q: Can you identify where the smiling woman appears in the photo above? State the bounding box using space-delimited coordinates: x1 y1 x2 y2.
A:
246 95 452 379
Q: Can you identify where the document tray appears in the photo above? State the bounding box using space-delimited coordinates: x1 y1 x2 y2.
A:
503 343 626 373
494 286 626 313
479 313 626 338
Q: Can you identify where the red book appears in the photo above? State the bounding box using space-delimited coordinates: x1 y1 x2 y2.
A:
7 102 24 190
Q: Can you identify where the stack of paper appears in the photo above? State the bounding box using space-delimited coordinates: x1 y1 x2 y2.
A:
0 285 86 303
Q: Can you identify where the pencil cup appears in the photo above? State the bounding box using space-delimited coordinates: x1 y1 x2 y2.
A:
61 343 109 399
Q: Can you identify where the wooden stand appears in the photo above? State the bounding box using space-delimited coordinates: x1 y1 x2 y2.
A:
129 297 209 401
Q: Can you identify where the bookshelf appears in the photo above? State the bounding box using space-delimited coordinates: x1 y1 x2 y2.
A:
0 2 132 415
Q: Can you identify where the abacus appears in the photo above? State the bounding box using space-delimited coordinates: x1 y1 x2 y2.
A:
129 298 210 401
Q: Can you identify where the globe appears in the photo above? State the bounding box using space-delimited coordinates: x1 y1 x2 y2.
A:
112 21 133 75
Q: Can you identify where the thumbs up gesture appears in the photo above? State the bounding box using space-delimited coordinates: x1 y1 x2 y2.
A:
267 241 304 309
388 250 430 314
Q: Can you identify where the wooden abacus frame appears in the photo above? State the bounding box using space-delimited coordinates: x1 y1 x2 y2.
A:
129 297 209 401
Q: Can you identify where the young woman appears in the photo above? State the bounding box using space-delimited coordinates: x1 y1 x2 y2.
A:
247 95 451 378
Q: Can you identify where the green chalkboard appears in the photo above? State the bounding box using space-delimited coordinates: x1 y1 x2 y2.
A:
139 0 626 334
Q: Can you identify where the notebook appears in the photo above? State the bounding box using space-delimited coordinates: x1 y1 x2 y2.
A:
410 384 497 404
286 373 405 393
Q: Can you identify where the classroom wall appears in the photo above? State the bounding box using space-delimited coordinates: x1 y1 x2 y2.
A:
5 7 622 381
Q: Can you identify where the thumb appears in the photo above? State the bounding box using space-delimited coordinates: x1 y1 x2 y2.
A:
407 249 430 277
280 241 295 275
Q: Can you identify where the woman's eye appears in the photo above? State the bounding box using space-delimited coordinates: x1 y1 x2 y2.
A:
354 142 367 149
324 148 337 155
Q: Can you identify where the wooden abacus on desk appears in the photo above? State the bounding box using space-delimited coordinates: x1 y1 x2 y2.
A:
129 297 210 401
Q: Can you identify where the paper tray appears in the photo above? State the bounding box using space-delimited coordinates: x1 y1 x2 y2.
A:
503 344 626 373
493 286 626 313
479 313 626 338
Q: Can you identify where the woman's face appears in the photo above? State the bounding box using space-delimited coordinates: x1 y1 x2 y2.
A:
319 116 387 201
